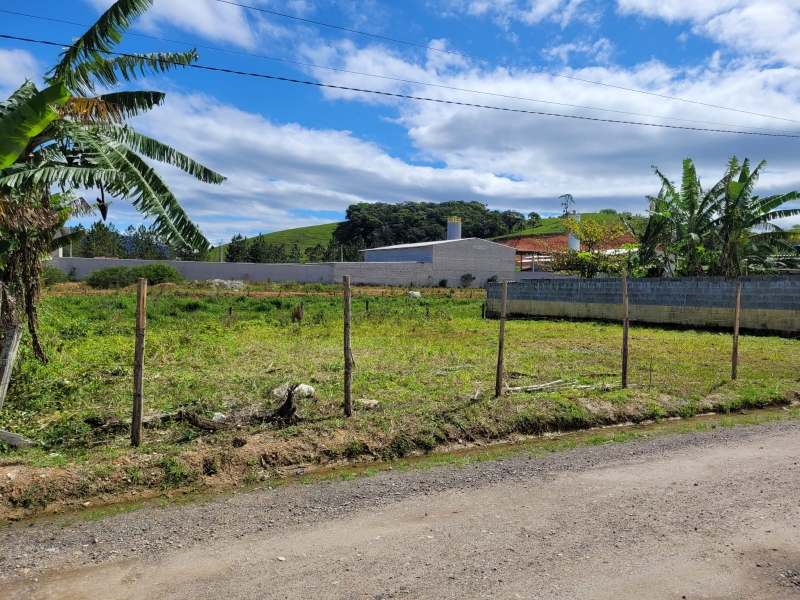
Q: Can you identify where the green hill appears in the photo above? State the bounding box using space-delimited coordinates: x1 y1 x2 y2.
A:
491 212 634 241
207 222 340 262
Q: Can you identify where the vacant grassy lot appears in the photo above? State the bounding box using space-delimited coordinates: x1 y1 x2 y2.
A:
1 282 798 517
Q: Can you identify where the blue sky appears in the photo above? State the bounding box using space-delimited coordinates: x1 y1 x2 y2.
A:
1 0 799 243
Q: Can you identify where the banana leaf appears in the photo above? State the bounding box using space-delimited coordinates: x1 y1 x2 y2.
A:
0 83 70 169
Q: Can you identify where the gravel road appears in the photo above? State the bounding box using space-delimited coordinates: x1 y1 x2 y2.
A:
2 419 800 599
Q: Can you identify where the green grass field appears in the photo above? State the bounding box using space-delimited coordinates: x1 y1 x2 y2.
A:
491 212 629 241
206 222 340 261
1 283 797 516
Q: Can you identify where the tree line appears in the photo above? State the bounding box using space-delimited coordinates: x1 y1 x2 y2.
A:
224 234 365 263
69 222 201 261
331 200 541 248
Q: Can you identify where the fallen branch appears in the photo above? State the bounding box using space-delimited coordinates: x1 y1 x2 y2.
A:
504 379 565 393
176 384 301 431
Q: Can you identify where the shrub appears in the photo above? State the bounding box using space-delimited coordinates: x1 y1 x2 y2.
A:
459 273 476 288
486 275 498 283
85 266 135 289
438 279 448 288
129 263 184 286
85 263 184 288
42 266 68 286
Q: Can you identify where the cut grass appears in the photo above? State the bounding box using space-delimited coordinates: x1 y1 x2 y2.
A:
1 282 798 517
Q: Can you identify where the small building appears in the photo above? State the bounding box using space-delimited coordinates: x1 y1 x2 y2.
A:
362 237 515 287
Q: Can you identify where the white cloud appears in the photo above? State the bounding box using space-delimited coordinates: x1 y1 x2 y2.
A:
543 37 613 64
83 0 264 47
261 40 800 228
123 40 800 242
0 49 42 97
128 92 540 241
616 0 740 22
617 0 800 67
434 0 590 28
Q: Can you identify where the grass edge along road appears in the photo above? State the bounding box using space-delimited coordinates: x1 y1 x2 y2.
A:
1 282 798 520
2 406 798 532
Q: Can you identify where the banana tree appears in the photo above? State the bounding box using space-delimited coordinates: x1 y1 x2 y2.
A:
709 158 800 276
0 0 225 363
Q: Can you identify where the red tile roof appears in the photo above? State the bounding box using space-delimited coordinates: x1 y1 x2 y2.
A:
497 233 637 253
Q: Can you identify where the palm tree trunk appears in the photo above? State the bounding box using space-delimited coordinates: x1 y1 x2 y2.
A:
24 273 47 363
0 285 24 412
0 325 23 412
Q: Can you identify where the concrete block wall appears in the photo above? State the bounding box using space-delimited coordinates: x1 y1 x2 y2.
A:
49 257 334 283
47 256 508 288
432 239 516 287
486 277 800 335
332 262 435 287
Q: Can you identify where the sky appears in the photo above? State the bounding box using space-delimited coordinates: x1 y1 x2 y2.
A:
1 0 799 243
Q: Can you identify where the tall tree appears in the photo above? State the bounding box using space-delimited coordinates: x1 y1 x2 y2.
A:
123 224 170 260
246 234 268 263
226 234 248 263
76 221 124 257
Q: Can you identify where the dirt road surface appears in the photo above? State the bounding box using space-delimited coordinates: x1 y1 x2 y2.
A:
2 420 799 599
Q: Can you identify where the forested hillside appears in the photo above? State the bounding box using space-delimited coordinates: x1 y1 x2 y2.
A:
332 201 539 247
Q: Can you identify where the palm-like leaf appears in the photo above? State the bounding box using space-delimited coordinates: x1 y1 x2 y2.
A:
60 51 198 96
99 90 165 118
105 125 225 184
48 229 86 254
0 81 38 118
0 83 70 168
47 0 155 89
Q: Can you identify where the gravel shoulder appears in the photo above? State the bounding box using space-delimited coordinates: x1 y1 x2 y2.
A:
2 420 800 599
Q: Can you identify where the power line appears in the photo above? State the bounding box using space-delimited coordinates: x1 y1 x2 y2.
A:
211 0 800 126
3 33 800 139
1 9 797 135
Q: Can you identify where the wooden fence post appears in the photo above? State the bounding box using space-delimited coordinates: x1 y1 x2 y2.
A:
343 275 353 417
495 280 508 397
621 272 629 389
132 278 147 447
732 281 741 380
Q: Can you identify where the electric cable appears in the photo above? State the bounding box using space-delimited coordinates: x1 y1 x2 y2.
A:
211 0 800 125
3 33 800 139
1 8 797 133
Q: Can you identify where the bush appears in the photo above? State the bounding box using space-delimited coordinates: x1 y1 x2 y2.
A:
41 266 68 286
130 263 184 286
438 279 448 288
85 266 134 289
459 273 476 288
486 275 498 283
85 263 184 288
